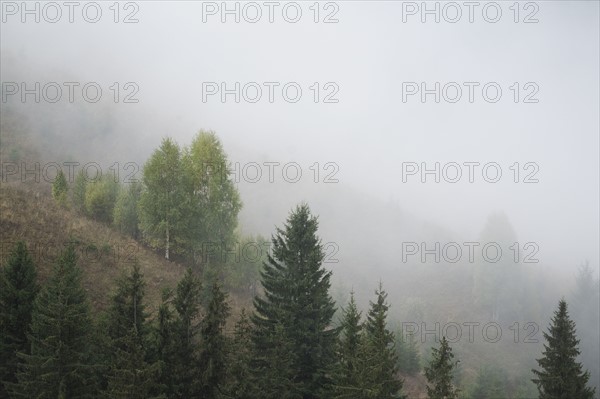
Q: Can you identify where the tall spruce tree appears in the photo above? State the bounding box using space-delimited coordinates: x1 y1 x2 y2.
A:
148 270 204 398
0 241 39 396
10 244 97 398
333 292 362 397
105 326 158 399
256 322 301 399
224 309 255 398
172 268 203 398
199 282 231 399
424 336 459 399
103 264 158 398
532 299 596 399
106 263 148 342
150 287 177 397
360 284 405 399
252 203 337 399
331 291 366 398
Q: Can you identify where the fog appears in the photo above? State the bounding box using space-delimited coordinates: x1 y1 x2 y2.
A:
1 0 599 394
2 1 598 269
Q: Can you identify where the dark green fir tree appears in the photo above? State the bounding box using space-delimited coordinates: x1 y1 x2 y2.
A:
251 203 337 399
103 263 159 398
360 283 405 399
199 282 231 399
532 299 596 399
424 336 459 399
0 241 39 396
331 291 363 398
10 244 98 398
223 309 255 398
172 268 203 398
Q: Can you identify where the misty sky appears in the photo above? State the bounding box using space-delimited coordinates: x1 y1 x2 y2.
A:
1 1 599 267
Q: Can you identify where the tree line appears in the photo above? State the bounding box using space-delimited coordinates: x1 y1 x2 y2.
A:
13 130 600 398
51 131 256 295
52 131 241 266
1 204 596 398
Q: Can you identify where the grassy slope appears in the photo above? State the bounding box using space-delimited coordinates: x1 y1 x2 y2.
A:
0 182 431 395
0 106 253 318
0 183 187 314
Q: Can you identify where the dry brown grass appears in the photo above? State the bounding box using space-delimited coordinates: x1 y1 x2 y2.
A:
1 109 253 324
1 183 186 316
0 182 253 326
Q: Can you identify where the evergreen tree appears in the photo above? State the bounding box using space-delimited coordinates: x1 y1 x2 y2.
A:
424 336 459 399
199 282 231 398
224 309 255 398
331 292 364 398
150 287 177 397
52 169 68 205
256 322 301 399
360 284 405 399
172 268 203 398
103 264 158 398
532 299 596 399
10 244 97 398
337 293 362 379
105 326 159 399
0 241 39 396
148 271 204 398
106 263 148 341
251 203 337 399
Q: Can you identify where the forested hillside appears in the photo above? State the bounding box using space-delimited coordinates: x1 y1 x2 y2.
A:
1 104 598 398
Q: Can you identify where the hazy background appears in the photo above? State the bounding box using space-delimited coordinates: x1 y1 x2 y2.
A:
2 1 598 270
2 1 599 393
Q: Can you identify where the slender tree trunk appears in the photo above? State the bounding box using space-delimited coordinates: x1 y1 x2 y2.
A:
166 221 170 260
